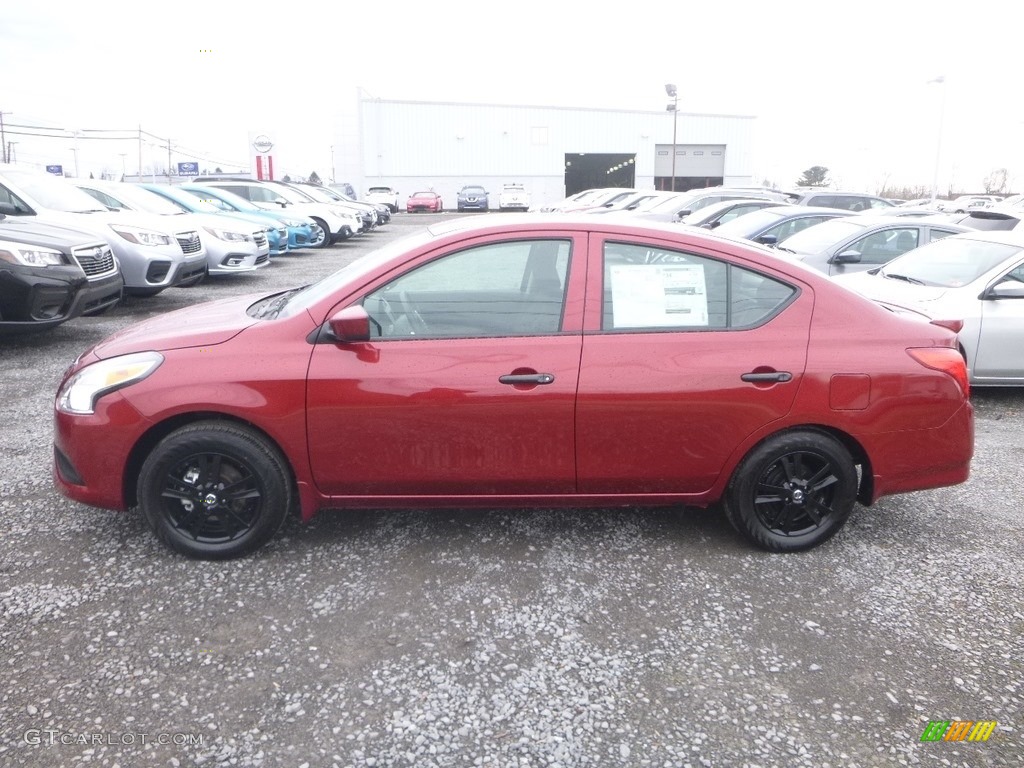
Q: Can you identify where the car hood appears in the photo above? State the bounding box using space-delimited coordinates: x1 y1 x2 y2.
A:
88 293 266 359
0 218 109 249
23 209 189 238
174 211 258 234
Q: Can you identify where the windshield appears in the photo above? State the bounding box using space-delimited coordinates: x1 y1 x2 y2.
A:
644 192 701 214
878 237 1023 287
2 169 108 213
151 185 222 213
271 185 316 204
713 208 790 236
368 187 393 194
295 185 336 203
185 185 260 212
280 228 437 317
461 187 486 194
778 219 866 253
92 183 186 215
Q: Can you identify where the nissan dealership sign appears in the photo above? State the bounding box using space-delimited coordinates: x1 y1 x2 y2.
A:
248 132 276 180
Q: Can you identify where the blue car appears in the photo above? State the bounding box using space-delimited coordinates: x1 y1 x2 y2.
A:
141 184 289 256
180 184 318 251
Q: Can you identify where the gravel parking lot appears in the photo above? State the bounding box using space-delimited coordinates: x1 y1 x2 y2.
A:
1 214 1021 767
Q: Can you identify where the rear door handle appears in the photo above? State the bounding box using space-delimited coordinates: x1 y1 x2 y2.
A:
499 373 555 385
741 371 793 383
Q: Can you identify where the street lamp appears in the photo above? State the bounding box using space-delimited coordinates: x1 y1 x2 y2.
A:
665 84 679 192
928 75 947 202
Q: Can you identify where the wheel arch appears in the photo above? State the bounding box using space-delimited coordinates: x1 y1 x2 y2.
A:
734 424 875 506
123 412 301 511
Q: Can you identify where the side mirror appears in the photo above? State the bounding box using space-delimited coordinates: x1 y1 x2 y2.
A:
831 250 862 264
0 202 19 216
756 234 778 246
986 281 1024 299
675 209 692 219
327 305 372 342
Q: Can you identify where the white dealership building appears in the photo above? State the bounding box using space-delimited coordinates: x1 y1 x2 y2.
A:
331 90 758 210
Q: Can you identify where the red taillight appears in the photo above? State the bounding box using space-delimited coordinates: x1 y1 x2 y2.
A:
907 348 970 396
929 318 964 334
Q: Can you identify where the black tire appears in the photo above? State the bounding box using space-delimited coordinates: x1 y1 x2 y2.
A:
137 421 293 560
724 431 858 552
308 219 329 249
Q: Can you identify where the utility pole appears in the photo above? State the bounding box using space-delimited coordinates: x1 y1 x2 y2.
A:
167 139 172 184
118 153 127 180
0 111 9 164
7 141 17 163
138 125 143 183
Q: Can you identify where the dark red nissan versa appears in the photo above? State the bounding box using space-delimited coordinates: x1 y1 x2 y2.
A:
54 215 974 559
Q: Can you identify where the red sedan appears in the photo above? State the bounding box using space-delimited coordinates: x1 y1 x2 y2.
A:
53 216 974 559
406 190 443 213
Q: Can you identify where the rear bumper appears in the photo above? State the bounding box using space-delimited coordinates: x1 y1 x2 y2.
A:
866 399 974 501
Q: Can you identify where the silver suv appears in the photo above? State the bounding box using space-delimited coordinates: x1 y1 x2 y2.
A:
0 166 207 296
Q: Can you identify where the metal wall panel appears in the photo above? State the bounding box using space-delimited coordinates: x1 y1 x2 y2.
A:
338 95 758 210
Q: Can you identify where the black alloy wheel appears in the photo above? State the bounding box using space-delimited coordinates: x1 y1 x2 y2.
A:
724 431 858 552
137 422 292 559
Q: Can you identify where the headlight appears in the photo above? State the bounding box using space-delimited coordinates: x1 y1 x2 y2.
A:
109 225 172 246
203 226 252 242
56 351 164 415
0 240 66 266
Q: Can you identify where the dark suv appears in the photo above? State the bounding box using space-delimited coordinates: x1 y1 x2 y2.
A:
456 185 490 212
787 190 895 212
0 215 123 334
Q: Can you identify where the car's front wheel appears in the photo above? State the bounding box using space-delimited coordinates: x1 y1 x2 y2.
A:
308 219 329 249
137 421 293 560
724 431 858 552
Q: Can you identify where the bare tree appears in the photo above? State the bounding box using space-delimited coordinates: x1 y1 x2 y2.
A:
983 168 1009 195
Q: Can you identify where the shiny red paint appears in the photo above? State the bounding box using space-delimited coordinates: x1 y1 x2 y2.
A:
406 191 443 213
53 216 973 531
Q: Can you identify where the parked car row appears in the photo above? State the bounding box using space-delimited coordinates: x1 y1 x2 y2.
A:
537 185 1024 387
0 166 382 335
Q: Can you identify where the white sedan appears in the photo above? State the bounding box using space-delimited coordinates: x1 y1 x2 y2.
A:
834 230 1024 386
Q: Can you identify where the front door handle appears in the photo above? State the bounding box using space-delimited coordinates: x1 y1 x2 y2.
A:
741 371 793 383
499 373 555 385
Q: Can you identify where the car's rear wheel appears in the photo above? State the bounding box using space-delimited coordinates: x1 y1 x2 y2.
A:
724 431 858 552
137 421 292 560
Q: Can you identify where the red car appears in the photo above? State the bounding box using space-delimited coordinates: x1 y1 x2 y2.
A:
406 190 443 213
53 216 974 559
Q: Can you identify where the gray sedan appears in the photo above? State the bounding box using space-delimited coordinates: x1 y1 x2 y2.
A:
771 215 971 276
834 230 1024 385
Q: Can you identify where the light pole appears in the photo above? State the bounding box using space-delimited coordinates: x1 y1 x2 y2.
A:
118 152 127 180
0 111 10 163
928 75 947 202
330 145 335 183
6 141 16 164
665 84 679 192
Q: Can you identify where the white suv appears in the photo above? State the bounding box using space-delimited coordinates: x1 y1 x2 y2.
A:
366 186 400 213
498 184 531 212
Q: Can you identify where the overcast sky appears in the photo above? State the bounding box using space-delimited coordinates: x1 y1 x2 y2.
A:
2 0 1019 193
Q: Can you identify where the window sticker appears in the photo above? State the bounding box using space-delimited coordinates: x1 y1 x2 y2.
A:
610 264 709 328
